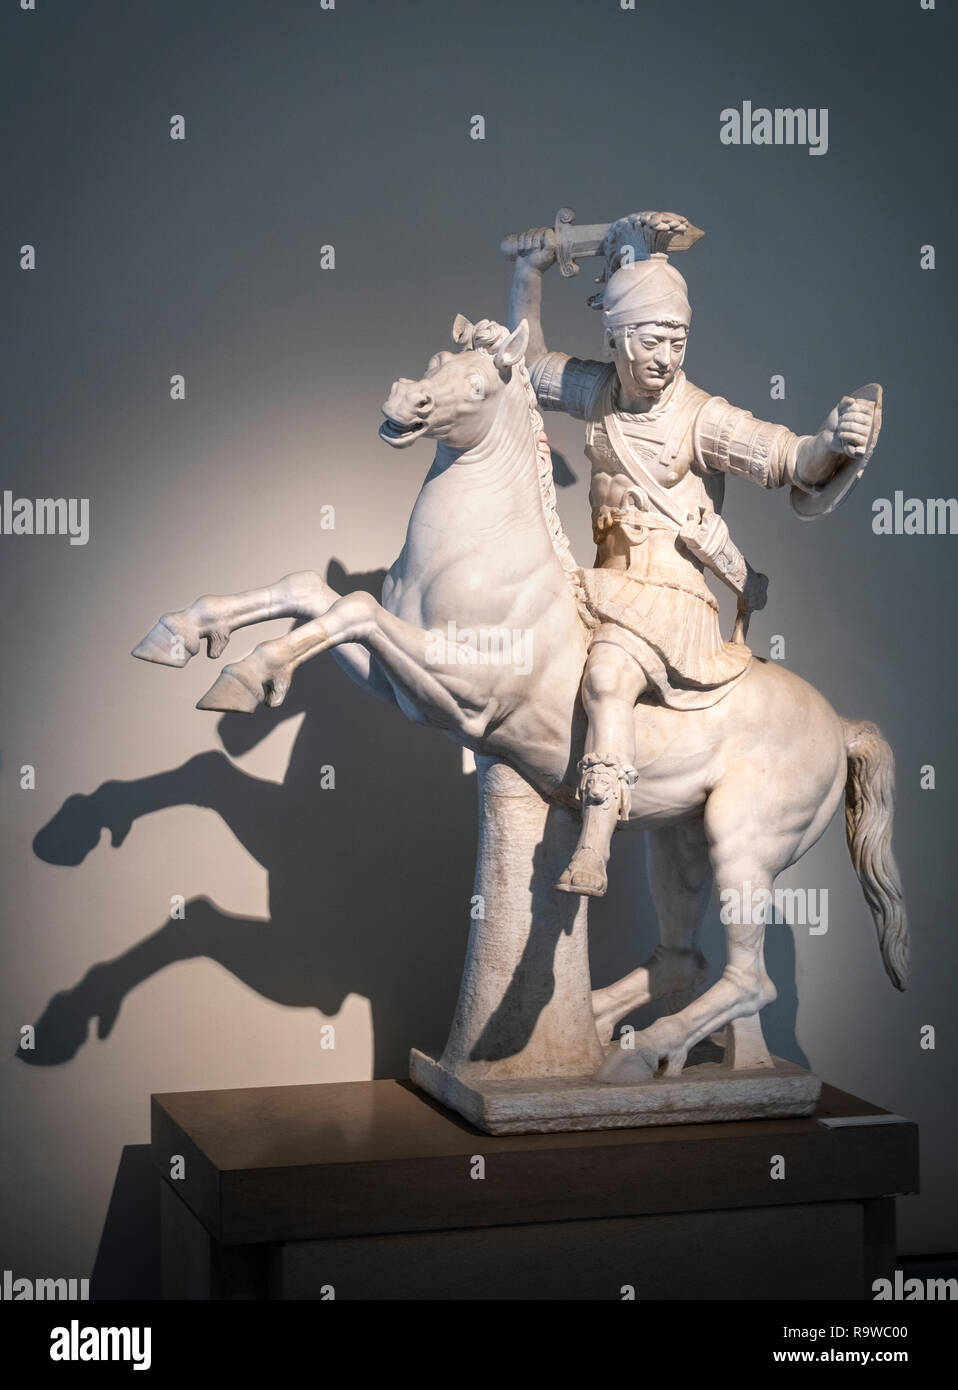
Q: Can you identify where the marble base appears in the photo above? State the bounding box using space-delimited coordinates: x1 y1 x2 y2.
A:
409 1046 821 1135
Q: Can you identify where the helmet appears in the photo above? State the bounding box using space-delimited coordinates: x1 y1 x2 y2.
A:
602 255 691 332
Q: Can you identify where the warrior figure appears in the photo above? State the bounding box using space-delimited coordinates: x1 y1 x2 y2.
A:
508 212 878 897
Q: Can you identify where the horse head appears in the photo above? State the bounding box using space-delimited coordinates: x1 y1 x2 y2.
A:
379 315 530 452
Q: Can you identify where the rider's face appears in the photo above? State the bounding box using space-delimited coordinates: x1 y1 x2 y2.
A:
609 323 688 399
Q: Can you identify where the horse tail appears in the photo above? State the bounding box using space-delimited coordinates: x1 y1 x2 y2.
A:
841 718 909 990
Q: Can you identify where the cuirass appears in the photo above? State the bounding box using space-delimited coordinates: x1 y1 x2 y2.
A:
586 372 713 515
587 420 714 520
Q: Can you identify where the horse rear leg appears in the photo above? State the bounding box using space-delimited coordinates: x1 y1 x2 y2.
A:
597 785 787 1081
592 820 711 1045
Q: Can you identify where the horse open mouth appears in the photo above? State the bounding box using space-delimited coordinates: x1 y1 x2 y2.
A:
379 415 428 448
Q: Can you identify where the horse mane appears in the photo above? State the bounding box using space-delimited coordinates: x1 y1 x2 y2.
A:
464 319 597 632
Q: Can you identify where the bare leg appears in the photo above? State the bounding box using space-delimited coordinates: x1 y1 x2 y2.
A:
592 820 711 1044
556 641 647 897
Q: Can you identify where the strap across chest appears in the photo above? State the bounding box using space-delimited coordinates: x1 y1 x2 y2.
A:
590 381 702 529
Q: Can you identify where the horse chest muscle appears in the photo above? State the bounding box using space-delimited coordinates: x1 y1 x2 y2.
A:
390 486 546 630
388 553 521 631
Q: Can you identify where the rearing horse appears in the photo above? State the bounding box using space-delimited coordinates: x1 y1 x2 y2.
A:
132 314 908 1080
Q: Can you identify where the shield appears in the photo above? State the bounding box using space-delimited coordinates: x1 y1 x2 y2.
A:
790 383 883 520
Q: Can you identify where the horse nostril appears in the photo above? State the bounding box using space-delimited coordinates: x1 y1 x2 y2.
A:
416 394 433 413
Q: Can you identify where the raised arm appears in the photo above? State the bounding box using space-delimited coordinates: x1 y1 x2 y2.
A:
507 230 558 369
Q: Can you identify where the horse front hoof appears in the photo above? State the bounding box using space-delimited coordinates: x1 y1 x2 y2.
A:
196 667 263 713
132 616 199 667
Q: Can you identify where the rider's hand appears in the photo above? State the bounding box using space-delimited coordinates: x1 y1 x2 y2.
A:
514 228 558 273
822 396 876 461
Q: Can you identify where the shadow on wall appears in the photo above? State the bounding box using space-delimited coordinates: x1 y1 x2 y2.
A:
25 562 477 1080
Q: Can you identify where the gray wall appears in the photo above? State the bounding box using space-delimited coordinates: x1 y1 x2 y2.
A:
1 0 954 1287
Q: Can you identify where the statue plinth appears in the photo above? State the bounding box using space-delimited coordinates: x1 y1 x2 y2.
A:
410 1049 820 1136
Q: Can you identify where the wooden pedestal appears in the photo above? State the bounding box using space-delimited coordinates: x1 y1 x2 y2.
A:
152 1078 918 1300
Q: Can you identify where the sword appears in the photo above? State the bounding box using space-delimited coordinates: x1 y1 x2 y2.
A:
500 207 704 279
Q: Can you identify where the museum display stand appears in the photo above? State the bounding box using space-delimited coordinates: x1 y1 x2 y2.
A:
152 1078 918 1300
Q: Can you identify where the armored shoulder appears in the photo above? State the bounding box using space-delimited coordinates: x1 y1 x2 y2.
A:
531 353 613 422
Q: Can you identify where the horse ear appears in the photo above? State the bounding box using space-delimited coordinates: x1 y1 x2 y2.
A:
452 314 474 346
493 318 529 371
